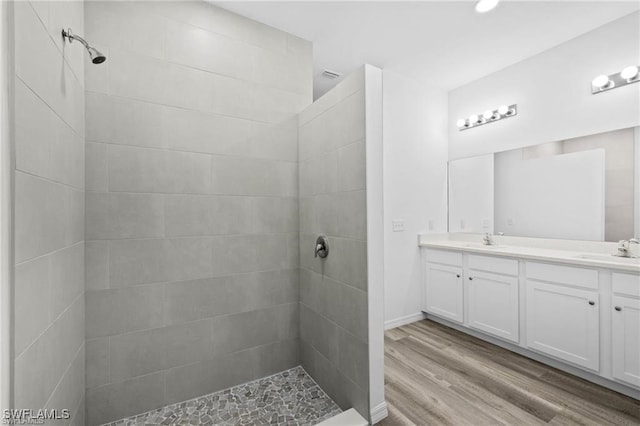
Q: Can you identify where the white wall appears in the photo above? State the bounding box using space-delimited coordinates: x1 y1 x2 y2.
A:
495 149 605 240
364 65 386 423
449 11 640 160
635 127 640 239
448 154 493 234
382 71 448 328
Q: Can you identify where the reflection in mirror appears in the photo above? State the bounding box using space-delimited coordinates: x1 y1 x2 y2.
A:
448 127 639 242
448 155 493 233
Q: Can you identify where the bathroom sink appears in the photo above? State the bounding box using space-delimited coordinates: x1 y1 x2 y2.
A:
463 243 506 249
574 254 640 264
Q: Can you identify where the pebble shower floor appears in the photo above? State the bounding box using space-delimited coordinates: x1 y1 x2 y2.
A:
102 366 342 426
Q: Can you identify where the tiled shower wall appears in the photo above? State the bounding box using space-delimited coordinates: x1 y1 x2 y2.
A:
83 2 311 424
13 1 86 424
298 69 370 418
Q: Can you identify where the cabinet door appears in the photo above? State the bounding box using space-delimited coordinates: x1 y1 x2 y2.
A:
526 281 599 371
612 295 640 388
424 263 464 323
468 272 519 343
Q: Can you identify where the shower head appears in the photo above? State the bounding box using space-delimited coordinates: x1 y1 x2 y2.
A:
61 28 106 64
87 47 106 64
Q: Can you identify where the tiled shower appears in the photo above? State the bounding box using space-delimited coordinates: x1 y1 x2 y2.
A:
10 1 372 425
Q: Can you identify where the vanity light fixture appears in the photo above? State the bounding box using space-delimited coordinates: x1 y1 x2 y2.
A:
591 65 639 94
621 65 639 82
457 104 517 131
475 0 500 13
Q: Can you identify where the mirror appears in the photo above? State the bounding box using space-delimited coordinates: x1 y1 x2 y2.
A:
448 127 639 242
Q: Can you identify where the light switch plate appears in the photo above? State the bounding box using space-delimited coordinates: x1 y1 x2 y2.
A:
392 220 404 232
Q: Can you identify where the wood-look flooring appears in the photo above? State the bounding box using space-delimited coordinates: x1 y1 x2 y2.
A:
378 319 640 426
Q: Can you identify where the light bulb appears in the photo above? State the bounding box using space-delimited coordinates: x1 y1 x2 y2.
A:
592 74 611 89
497 105 509 116
475 0 500 13
456 118 467 128
621 65 639 81
483 110 494 120
469 114 479 124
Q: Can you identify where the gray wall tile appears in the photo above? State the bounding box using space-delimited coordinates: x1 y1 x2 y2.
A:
337 328 369 389
85 241 109 291
14 256 50 356
338 140 366 192
164 195 250 237
13 0 86 418
14 295 84 410
84 2 312 422
85 142 108 192
250 338 300 379
108 327 167 382
163 106 267 156
211 157 297 197
164 269 298 326
86 372 166 426
86 192 164 240
86 338 109 389
109 319 213 382
109 238 213 287
211 303 297 356
44 344 85 423
50 243 85 320
85 285 165 338
298 70 369 420
86 92 165 148
164 350 254 407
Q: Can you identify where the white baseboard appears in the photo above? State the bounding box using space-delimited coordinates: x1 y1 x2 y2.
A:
370 401 388 424
384 312 426 330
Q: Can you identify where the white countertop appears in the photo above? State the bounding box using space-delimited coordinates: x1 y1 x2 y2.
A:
418 237 640 274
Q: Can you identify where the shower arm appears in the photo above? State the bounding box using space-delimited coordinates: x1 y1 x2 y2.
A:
61 28 90 49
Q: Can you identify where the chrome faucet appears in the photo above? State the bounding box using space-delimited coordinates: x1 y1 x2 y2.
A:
482 233 494 246
614 238 639 258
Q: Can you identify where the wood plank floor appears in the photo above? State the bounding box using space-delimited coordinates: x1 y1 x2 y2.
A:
378 320 640 426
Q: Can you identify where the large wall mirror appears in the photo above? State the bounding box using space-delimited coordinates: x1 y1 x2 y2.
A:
448 127 639 242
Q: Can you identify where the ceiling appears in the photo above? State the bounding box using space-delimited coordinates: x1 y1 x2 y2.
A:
214 1 639 99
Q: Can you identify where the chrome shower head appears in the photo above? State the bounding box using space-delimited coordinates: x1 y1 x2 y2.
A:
87 47 106 64
61 28 106 64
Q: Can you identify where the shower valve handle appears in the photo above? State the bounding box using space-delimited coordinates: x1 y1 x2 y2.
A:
314 236 329 258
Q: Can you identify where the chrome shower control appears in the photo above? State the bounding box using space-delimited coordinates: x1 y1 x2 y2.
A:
314 235 329 258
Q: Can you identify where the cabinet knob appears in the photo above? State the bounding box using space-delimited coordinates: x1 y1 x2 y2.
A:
468 277 473 281
588 300 595 306
456 274 461 278
615 306 622 311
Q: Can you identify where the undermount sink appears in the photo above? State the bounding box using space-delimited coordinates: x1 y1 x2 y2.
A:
574 254 640 264
463 243 506 249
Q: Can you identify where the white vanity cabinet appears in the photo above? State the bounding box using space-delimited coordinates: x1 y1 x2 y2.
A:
424 250 464 323
467 255 519 343
525 262 600 371
421 241 640 397
611 273 640 388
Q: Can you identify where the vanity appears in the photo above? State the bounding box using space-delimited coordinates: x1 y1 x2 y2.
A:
419 235 640 398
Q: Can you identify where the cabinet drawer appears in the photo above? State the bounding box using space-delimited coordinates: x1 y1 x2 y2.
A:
526 262 598 290
612 273 640 298
425 249 462 267
468 254 518 276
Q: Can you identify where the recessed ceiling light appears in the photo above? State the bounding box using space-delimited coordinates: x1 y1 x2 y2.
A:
475 0 500 13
